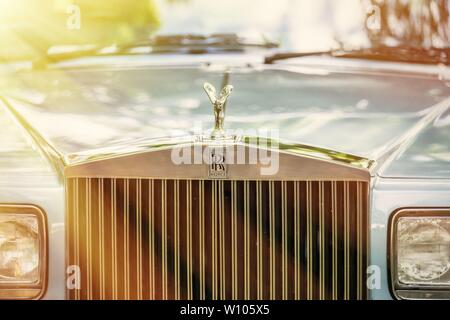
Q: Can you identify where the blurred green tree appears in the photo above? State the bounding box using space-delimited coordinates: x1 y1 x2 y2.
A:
363 0 449 48
0 0 161 61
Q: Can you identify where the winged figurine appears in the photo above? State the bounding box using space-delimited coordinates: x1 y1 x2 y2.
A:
203 82 233 138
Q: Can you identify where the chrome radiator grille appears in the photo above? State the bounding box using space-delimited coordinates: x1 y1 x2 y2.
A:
66 178 368 300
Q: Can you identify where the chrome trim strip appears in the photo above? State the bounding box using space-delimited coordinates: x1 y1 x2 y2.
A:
0 98 65 180
65 136 373 170
65 143 370 181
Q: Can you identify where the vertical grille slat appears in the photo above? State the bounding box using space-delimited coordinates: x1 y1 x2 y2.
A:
198 180 206 299
306 181 313 299
293 181 300 299
231 181 238 299
66 178 369 300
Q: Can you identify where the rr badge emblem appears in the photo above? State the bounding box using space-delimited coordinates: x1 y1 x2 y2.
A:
208 148 227 179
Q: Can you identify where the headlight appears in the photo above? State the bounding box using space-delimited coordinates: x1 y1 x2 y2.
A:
0 204 47 299
390 208 450 300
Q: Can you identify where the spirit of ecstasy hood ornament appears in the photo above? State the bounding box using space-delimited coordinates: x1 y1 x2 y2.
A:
203 82 233 139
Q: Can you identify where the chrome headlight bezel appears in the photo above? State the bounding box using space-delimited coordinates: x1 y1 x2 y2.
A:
389 208 450 300
0 204 47 300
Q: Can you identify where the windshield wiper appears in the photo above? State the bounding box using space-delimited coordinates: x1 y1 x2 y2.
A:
32 45 104 69
31 33 278 69
264 50 332 64
264 45 450 66
119 33 279 54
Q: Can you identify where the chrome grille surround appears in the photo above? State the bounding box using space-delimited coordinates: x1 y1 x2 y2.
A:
64 141 371 300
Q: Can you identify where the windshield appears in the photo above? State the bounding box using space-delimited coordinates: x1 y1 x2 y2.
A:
0 0 449 62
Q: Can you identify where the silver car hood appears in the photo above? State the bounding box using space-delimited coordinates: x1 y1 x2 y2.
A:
1 57 449 178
